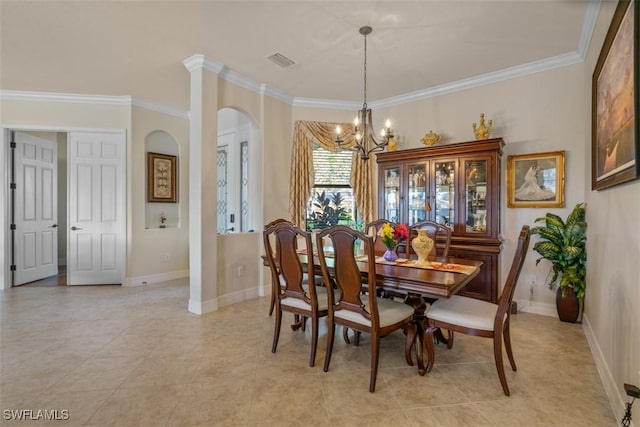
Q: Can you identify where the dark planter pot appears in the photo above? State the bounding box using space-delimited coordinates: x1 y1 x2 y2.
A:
556 287 582 323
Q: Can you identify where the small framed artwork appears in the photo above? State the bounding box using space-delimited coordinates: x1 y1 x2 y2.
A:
507 151 565 208
147 152 177 203
592 0 638 191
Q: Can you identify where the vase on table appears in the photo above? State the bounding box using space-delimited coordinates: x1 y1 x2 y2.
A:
383 246 399 262
411 229 434 267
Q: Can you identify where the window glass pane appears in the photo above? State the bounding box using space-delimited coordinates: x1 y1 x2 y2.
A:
313 146 351 186
307 146 356 231
216 147 228 233
240 141 249 232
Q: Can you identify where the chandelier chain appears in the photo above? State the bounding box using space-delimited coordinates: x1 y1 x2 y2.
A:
363 30 367 108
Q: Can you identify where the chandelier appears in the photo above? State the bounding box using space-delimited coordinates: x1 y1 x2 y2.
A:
335 26 393 161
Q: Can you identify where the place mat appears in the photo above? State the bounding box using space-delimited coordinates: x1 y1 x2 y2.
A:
356 256 478 275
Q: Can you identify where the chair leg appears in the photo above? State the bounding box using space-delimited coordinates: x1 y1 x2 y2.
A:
343 327 351 344
370 334 380 393
503 317 517 371
272 308 282 353
309 315 319 367
493 331 510 396
354 331 361 347
323 321 336 372
269 289 275 316
446 329 454 349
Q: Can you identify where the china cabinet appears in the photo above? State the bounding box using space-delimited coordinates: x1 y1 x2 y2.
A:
376 138 504 303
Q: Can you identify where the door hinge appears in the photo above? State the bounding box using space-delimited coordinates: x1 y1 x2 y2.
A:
10 265 16 271
10 183 16 189
10 224 16 230
10 141 16 149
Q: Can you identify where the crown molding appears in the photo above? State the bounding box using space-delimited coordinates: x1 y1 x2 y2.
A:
132 97 189 120
577 0 601 60
370 51 584 109
0 90 131 105
292 97 361 110
183 54 224 74
0 90 189 120
259 84 294 105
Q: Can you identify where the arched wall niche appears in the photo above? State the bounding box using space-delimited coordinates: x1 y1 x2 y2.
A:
216 106 261 233
145 130 180 229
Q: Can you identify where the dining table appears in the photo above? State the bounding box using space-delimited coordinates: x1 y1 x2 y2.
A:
263 250 483 375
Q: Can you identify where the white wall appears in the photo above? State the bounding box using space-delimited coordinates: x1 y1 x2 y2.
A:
582 1 640 420
128 106 190 285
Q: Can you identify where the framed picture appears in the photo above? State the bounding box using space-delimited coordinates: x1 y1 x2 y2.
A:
507 151 565 208
592 0 639 191
147 152 177 203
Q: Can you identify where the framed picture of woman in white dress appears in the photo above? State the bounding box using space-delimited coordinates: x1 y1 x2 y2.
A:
507 151 565 208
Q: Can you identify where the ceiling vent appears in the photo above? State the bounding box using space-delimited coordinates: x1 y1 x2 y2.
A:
267 52 296 68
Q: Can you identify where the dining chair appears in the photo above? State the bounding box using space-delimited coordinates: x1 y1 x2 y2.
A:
263 221 328 367
265 218 291 316
316 225 415 392
424 225 530 396
407 220 452 258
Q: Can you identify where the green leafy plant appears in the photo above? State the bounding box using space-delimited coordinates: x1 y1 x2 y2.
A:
530 203 587 298
307 191 352 230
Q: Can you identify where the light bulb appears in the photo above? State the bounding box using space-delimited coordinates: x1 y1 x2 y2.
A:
354 117 360 127
336 125 342 135
385 119 391 129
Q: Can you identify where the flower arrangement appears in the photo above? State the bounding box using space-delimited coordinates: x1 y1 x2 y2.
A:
380 222 408 249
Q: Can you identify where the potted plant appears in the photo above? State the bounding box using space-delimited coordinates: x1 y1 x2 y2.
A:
530 202 587 323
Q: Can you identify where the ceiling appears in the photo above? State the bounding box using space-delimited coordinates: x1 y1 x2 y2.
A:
0 1 597 113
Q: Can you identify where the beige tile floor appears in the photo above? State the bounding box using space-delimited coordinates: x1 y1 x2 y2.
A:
0 279 616 426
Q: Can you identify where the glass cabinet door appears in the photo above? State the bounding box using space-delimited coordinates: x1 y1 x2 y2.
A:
464 159 488 234
407 163 427 225
433 160 455 230
382 166 401 223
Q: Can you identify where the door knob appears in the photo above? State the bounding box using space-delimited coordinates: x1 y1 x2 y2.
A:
71 226 83 231
50 224 58 228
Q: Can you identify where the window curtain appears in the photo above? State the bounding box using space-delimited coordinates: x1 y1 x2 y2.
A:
289 120 373 228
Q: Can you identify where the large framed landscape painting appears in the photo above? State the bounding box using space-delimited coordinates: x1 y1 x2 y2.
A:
592 0 639 190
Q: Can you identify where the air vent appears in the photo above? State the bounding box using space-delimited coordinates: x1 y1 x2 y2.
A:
267 52 296 68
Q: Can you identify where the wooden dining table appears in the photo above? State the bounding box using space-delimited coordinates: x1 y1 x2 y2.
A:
263 252 482 375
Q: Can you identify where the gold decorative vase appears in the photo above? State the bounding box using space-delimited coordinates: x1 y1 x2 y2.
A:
411 229 434 266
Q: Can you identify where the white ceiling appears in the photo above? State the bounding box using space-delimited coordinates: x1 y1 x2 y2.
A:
0 1 597 113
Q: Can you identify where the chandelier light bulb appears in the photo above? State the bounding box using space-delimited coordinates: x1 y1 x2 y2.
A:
354 117 360 127
336 125 342 136
355 132 362 141
385 119 391 129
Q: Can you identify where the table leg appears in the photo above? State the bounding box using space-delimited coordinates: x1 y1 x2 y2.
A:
404 293 429 375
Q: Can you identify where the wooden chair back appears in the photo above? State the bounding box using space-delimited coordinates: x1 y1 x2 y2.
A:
316 225 379 328
407 220 452 257
263 221 317 306
495 225 530 327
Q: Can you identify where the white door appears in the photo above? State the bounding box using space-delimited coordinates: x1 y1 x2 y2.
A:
68 132 126 285
14 132 58 285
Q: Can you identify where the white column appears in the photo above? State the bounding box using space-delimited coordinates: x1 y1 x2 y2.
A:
183 55 223 314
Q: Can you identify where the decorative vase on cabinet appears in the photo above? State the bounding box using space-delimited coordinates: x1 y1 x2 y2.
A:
411 229 434 266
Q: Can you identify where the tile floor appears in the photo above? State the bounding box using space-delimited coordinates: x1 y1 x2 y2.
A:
0 279 617 426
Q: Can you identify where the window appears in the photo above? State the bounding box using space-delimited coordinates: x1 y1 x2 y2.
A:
306 145 356 231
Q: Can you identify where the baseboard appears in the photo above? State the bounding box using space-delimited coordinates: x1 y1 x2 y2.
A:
513 298 557 317
188 297 218 315
124 270 189 287
582 314 632 426
217 285 262 308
